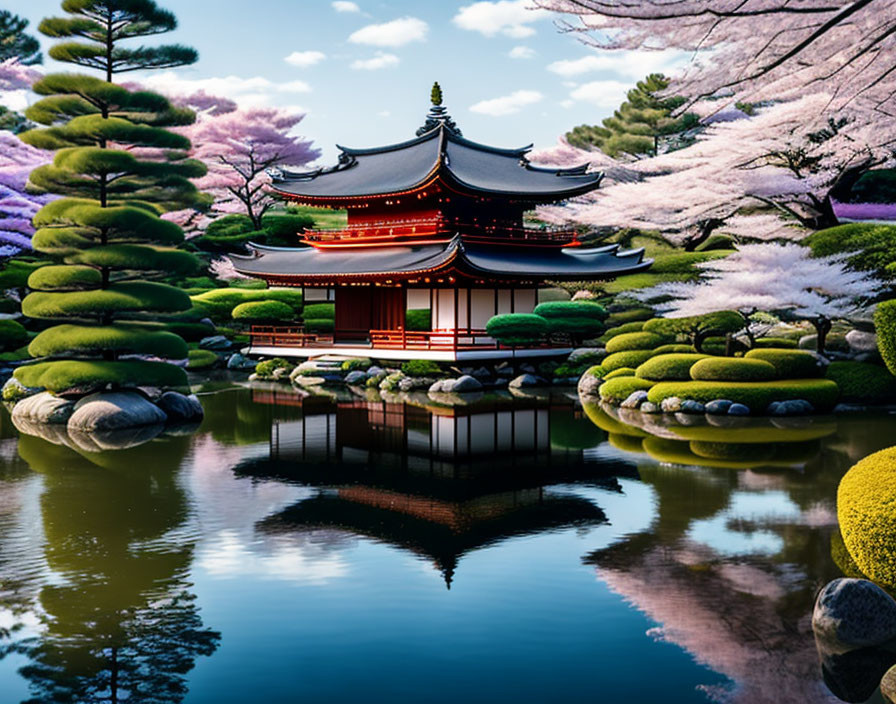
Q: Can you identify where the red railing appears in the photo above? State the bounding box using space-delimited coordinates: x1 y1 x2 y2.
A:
248 325 571 351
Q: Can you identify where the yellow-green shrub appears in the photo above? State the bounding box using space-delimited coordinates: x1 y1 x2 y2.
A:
635 353 709 381
744 349 820 378
690 357 777 382
605 331 668 353
838 446 896 587
602 349 655 372
598 376 655 403
646 378 840 412
604 367 635 379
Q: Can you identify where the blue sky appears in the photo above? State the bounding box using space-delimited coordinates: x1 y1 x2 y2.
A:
6 0 684 162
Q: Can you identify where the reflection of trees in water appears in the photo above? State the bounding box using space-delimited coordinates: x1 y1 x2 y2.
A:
5 433 219 704
578 412 896 703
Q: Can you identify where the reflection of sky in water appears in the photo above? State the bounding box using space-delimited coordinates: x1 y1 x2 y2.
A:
687 490 802 556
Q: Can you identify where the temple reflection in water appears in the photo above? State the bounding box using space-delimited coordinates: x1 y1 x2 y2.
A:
236 388 630 586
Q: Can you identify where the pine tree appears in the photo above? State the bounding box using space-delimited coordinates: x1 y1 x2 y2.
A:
0 10 42 65
566 74 699 158
14 0 206 395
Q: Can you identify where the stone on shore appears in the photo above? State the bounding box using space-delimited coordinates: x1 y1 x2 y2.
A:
12 391 75 425
509 374 545 389
812 578 896 653
156 392 204 424
68 391 167 432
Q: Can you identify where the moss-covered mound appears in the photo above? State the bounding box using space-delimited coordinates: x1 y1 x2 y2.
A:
303 302 335 319
635 353 709 381
598 321 645 343
0 320 29 352
605 331 667 353
305 318 334 333
752 337 798 349
646 378 840 412
27 264 102 291
190 287 303 320
606 307 653 325
15 359 188 393
744 348 820 378
838 446 896 588
533 300 607 339
604 367 635 379
24 282 192 318
401 359 442 377
690 357 777 382
28 324 188 360
654 343 697 354
232 300 295 323
599 376 655 403
602 349 656 372
826 361 896 404
486 313 548 346
187 349 218 370
875 299 896 376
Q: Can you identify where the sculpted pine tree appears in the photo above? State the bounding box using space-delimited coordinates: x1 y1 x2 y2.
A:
0 10 42 65
566 74 698 157
15 0 206 394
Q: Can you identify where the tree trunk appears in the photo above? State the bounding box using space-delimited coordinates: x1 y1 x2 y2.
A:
814 315 832 354
683 218 724 252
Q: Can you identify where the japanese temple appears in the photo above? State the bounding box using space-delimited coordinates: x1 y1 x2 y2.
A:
232 84 651 361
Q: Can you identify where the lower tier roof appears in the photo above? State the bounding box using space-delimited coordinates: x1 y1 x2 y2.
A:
229 236 651 283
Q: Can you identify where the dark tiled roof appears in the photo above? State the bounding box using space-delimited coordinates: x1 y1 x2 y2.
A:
272 124 602 201
230 236 651 281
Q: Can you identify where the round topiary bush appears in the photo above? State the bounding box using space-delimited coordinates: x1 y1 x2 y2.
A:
635 353 709 381
187 349 219 370
486 313 548 346
0 320 29 352
27 264 102 291
602 349 656 372
604 367 636 379
654 343 697 354
406 308 431 331
646 378 840 412
599 321 645 342
825 361 896 404
255 357 292 378
752 337 798 349
838 446 896 587
744 349 820 379
305 318 334 333
28 324 188 360
690 357 778 382
302 302 335 320
533 301 607 340
598 376 655 404
232 300 295 323
605 331 668 354
401 359 442 377
875 299 896 376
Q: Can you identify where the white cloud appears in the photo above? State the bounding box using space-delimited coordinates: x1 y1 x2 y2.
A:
560 99 575 108
569 80 631 108
453 1 550 38
142 72 311 108
348 17 428 47
332 1 360 11
284 50 326 68
378 110 391 117
351 52 400 70
547 50 689 78
508 45 535 59
469 89 543 116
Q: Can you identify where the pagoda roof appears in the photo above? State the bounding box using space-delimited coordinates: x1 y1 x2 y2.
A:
230 235 651 282
272 122 602 202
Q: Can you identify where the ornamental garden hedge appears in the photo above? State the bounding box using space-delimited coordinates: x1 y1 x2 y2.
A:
645 379 840 412
635 353 709 381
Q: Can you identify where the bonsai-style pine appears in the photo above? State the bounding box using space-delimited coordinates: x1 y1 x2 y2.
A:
0 10 43 65
15 0 206 394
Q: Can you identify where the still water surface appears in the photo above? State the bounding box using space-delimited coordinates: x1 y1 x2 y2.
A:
0 381 890 703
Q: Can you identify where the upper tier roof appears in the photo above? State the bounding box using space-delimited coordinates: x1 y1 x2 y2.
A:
272 102 602 202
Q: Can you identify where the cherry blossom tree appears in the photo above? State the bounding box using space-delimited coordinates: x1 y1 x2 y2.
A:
180 107 320 229
536 0 896 124
0 130 53 256
633 243 882 352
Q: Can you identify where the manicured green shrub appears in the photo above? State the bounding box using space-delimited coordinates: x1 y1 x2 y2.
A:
304 318 334 333
653 344 696 354
486 313 548 346
401 359 442 377
690 357 777 382
228 278 268 289
702 336 749 356
232 300 295 323
15 359 188 393
605 331 668 353
0 259 46 289
875 299 896 376
27 265 102 291
159 322 215 342
0 346 32 363
533 301 607 340
303 302 335 319
805 222 896 278
606 307 653 325
744 349 820 379
406 308 431 331
599 376 655 403
752 337 798 349
183 276 218 289
602 349 656 372
190 287 303 320
604 367 635 379
599 321 645 342
255 357 292 377
838 446 896 587
187 349 219 370
825 361 896 404
582 365 606 380
24 283 192 318
647 378 840 412
0 320 29 352
341 358 372 372
696 234 735 251
28 324 188 360
635 353 710 381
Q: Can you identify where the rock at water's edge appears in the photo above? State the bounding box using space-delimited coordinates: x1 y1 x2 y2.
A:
156 392 204 424
813 578 896 654
68 391 168 432
12 391 75 425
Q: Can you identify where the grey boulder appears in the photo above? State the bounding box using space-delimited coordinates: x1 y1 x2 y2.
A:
813 578 896 654
577 373 602 397
156 392 204 424
705 399 733 415
68 391 167 432
640 401 659 414
727 403 750 416
227 353 257 370
768 399 815 416
199 335 231 351
11 391 75 425
620 390 649 409
509 374 545 389
660 396 682 413
679 399 706 414
883 665 896 704
451 375 484 393
344 370 368 385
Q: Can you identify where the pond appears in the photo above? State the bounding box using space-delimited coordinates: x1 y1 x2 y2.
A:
0 380 892 704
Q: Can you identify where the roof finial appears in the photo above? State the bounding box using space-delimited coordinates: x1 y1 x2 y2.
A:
431 81 443 106
417 82 461 137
